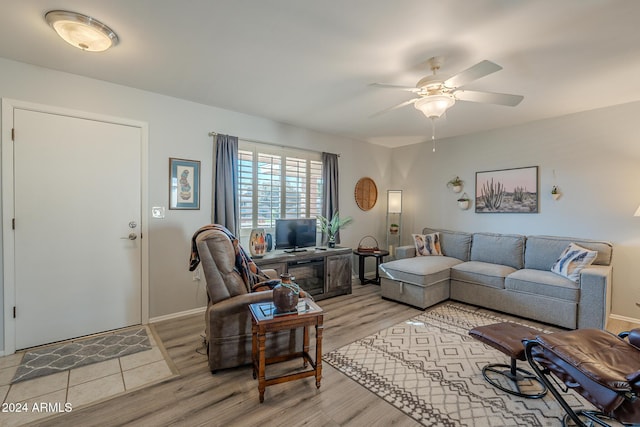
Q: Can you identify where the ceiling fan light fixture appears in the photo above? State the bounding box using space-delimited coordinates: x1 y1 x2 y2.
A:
45 10 118 52
414 95 455 119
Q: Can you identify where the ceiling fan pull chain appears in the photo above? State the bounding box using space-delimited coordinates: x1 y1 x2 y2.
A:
431 118 436 152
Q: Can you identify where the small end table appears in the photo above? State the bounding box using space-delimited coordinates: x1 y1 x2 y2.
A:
353 249 390 285
249 298 323 403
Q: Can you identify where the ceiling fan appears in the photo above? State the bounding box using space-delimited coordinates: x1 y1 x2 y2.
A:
371 57 524 119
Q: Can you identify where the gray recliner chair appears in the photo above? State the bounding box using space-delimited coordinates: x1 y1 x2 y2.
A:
195 227 302 373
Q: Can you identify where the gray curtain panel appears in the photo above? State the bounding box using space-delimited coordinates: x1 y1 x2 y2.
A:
213 134 239 236
322 152 339 243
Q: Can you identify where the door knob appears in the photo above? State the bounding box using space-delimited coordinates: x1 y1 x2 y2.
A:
121 233 137 240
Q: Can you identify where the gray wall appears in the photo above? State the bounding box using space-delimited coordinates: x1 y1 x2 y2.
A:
2 55 639 354
390 101 640 320
0 57 391 352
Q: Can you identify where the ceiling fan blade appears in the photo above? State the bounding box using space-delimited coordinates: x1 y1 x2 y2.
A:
454 90 523 106
444 60 502 88
369 83 421 92
370 98 419 117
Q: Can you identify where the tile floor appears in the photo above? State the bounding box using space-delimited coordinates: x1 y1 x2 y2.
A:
0 326 176 426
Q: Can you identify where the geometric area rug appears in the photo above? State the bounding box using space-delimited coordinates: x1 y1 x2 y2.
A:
323 302 594 426
11 327 150 384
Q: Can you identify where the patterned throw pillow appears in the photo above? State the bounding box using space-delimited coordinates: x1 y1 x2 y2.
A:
550 243 597 282
412 232 442 256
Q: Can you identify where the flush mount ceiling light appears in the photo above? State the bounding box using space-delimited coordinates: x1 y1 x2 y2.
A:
45 10 119 52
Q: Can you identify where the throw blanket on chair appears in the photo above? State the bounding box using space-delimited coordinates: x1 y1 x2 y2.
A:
189 224 272 291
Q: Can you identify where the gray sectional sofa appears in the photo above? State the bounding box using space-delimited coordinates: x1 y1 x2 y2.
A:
379 227 613 329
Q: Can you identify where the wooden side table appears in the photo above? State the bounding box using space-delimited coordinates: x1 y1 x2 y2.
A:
249 298 324 403
353 249 390 285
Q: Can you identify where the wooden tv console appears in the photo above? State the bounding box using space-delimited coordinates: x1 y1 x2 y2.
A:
253 247 352 300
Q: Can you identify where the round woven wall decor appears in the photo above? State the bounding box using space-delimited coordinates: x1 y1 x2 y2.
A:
354 177 377 211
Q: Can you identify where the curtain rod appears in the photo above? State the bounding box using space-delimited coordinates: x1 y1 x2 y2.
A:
209 131 339 157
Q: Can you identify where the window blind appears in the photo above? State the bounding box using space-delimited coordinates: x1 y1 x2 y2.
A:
238 141 323 233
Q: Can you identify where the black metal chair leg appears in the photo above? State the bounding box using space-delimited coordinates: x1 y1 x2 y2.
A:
481 356 547 399
562 410 618 427
524 340 589 427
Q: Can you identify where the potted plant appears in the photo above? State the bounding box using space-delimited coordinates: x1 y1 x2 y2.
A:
457 193 471 210
551 186 560 200
317 211 353 248
389 223 399 234
447 176 463 193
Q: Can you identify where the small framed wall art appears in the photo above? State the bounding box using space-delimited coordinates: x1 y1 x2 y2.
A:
169 158 200 210
475 166 538 213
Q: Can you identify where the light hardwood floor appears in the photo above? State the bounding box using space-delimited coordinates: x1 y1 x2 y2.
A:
32 284 639 427
33 284 423 427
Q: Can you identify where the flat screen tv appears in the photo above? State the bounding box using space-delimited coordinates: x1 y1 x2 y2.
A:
274 218 317 252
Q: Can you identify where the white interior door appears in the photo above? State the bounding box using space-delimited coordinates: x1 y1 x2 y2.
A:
13 108 142 349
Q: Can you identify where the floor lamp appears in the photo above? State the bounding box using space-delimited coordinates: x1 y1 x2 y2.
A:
387 190 402 256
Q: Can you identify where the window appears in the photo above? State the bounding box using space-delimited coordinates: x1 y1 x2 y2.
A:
238 141 323 235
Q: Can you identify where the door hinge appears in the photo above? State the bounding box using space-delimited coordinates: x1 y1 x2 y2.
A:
13 306 16 318
12 218 15 230
11 128 15 141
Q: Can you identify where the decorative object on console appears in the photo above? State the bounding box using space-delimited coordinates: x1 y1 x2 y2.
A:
411 233 442 256
272 273 300 313
317 211 353 248
354 177 378 211
265 233 273 252
249 228 266 258
447 176 464 193
550 243 597 282
475 166 538 213
457 193 471 210
386 190 403 254
357 235 380 253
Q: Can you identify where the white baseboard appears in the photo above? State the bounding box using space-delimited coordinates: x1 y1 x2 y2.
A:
609 313 640 325
149 306 206 323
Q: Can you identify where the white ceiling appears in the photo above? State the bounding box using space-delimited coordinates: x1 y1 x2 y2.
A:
1 1 639 148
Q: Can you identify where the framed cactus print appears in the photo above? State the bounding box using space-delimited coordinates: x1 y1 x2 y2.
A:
169 158 200 209
475 166 538 213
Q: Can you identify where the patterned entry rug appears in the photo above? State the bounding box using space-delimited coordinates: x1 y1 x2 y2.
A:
323 302 593 426
11 327 151 383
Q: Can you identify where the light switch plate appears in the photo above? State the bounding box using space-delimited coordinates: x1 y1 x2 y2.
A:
152 206 165 219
